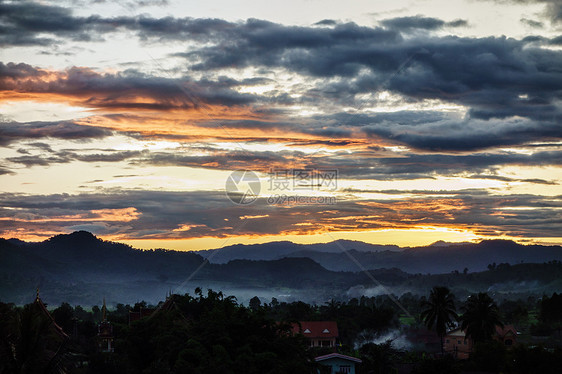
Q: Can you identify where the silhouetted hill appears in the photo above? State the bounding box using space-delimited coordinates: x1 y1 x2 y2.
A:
0 232 206 304
1 232 561 306
197 239 401 263
198 239 562 273
198 241 304 263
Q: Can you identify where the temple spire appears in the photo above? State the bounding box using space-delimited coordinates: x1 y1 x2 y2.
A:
102 298 107 322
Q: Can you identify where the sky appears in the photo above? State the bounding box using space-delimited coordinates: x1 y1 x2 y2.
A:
0 0 561 250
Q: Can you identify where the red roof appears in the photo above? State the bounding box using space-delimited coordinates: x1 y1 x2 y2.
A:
315 353 362 363
129 308 155 324
292 321 339 338
495 324 517 337
35 296 68 339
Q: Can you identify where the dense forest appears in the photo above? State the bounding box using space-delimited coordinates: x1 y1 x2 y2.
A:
1 289 562 373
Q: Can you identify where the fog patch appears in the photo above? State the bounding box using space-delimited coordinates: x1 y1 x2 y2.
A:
355 329 413 350
346 285 390 298
487 280 540 293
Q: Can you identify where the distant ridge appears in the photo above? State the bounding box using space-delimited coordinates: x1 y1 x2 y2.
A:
196 239 400 264
1 232 561 306
198 237 562 273
3 232 561 274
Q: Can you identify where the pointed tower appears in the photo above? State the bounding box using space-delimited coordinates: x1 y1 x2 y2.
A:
97 298 114 353
102 297 107 322
26 290 69 371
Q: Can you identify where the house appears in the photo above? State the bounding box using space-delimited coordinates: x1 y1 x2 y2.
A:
128 307 156 325
292 321 339 348
315 353 362 374
443 324 518 359
443 327 471 359
495 324 517 346
128 293 180 326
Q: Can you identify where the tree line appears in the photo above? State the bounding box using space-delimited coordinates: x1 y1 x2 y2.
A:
1 289 562 373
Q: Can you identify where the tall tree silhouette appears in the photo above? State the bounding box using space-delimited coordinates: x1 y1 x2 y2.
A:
421 286 458 356
460 292 503 344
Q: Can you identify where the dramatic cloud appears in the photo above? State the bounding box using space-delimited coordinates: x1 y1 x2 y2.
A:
1 0 561 246
361 117 562 151
0 189 560 240
0 62 258 111
0 120 112 146
380 16 468 31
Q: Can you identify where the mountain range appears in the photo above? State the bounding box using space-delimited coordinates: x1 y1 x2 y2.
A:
1 231 561 306
198 238 562 274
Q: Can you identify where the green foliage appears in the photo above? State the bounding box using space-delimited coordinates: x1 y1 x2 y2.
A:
123 290 316 373
509 345 562 374
52 302 74 333
249 296 261 311
420 287 457 355
464 343 562 374
411 356 460 374
421 287 458 338
359 341 400 374
0 302 68 373
468 340 508 372
460 292 503 343
500 299 529 326
540 293 562 325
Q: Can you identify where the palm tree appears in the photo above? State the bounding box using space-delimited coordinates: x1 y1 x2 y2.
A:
421 286 458 356
459 292 503 344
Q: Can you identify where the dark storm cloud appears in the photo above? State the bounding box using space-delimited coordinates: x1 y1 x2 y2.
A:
0 189 560 239
0 1 130 46
314 150 562 180
467 174 557 184
139 150 297 171
4 132 559 179
362 117 562 151
0 120 112 146
1 2 561 153
314 19 338 26
296 37 562 121
3 3 561 117
520 18 544 28
0 1 235 46
134 146 562 179
6 148 146 167
175 21 562 148
185 21 402 76
550 35 562 45
380 16 467 31
0 62 257 110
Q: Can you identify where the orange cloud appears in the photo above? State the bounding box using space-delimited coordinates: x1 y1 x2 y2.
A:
0 207 140 223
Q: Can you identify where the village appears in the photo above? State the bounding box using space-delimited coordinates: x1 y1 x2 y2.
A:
2 287 561 373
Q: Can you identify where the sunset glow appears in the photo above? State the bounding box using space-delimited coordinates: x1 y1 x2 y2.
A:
1 0 561 249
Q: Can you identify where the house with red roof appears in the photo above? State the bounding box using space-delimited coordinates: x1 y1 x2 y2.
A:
443 324 518 359
292 321 339 348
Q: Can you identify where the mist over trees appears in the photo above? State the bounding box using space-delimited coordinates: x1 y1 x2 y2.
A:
2 288 562 373
2 232 562 307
